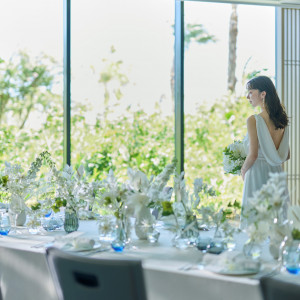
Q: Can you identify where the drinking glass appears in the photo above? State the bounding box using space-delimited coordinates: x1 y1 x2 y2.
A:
282 240 300 274
9 203 23 235
0 211 11 235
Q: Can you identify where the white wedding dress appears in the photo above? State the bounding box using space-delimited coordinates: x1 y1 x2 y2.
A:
241 114 290 227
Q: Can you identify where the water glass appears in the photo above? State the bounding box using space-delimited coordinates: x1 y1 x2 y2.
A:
0 212 11 235
282 241 300 274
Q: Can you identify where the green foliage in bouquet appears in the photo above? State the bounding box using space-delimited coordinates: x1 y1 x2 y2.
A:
292 228 300 240
51 198 67 213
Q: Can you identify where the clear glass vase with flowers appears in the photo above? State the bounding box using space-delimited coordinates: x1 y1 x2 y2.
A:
51 165 93 233
25 198 42 234
97 169 130 250
125 158 177 241
242 172 290 259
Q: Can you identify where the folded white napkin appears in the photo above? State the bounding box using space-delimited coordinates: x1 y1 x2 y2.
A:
71 237 95 250
54 233 96 251
203 251 260 273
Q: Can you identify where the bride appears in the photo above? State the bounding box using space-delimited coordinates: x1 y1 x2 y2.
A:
240 76 290 228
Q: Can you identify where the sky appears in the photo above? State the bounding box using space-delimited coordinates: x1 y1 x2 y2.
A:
0 0 275 124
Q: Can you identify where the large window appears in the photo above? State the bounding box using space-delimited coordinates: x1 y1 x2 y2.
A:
0 0 63 169
71 0 175 179
184 2 275 203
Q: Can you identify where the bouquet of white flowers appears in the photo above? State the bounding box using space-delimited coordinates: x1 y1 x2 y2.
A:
223 140 246 175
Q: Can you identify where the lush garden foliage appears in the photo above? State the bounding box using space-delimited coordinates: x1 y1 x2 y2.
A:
0 51 254 210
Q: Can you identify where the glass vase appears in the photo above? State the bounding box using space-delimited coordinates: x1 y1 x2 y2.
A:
111 218 127 252
134 206 154 240
182 214 199 244
26 211 41 235
64 209 79 233
282 240 300 274
98 215 117 242
243 239 262 260
0 211 11 236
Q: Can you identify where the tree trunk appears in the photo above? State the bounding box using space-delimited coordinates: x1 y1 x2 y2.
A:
227 4 238 93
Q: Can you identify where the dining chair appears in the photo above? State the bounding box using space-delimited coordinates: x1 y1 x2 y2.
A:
46 247 147 300
260 276 300 300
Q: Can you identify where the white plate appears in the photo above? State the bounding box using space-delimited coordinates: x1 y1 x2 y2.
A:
216 268 260 276
62 243 102 252
205 264 260 276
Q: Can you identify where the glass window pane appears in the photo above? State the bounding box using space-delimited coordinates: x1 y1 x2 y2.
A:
0 0 63 169
184 2 275 206
71 0 175 179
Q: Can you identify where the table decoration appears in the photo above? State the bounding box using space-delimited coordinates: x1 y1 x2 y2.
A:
98 169 131 245
0 210 11 235
197 201 240 252
280 228 300 274
51 165 95 233
223 140 246 175
242 172 290 259
126 158 176 240
168 174 218 248
25 198 42 234
0 151 57 230
97 215 117 241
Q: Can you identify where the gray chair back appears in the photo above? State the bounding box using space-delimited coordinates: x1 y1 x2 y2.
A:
260 276 300 300
46 247 147 300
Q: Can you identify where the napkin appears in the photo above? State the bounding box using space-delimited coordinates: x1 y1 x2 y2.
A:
202 251 260 274
54 232 96 251
71 237 95 251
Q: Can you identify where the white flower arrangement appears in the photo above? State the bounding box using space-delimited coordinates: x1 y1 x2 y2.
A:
52 165 95 213
98 169 128 219
25 198 41 211
242 172 289 242
125 158 177 217
223 140 246 175
0 162 36 211
0 151 57 213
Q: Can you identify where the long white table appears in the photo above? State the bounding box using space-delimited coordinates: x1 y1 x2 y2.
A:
0 220 292 300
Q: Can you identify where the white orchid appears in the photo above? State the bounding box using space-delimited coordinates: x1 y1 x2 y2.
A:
247 220 269 242
52 164 94 213
125 158 177 217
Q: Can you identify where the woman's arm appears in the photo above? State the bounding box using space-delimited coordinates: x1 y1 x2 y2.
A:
241 115 259 180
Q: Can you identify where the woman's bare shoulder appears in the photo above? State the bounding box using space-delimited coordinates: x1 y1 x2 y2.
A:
246 115 256 126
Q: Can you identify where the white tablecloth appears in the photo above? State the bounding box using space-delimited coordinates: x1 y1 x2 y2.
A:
0 220 278 300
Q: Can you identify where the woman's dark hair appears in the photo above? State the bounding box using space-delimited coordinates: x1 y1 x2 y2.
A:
247 76 289 129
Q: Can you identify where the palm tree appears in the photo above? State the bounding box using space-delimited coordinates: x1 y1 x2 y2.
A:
227 4 238 93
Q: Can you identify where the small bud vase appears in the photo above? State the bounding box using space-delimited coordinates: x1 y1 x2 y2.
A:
64 209 79 233
135 206 154 240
